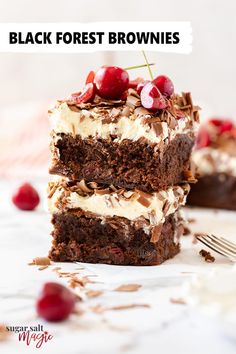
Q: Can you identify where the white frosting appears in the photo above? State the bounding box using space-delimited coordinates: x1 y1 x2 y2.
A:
193 147 236 177
49 102 194 144
48 183 189 225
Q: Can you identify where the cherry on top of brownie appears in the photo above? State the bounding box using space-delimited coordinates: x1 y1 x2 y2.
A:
64 65 199 124
196 118 236 154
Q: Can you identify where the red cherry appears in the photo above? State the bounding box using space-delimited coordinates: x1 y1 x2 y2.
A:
85 70 95 84
152 75 174 97
137 80 149 95
209 118 223 127
36 282 76 322
71 83 95 104
12 183 40 211
219 121 233 134
94 66 129 100
140 82 168 110
196 127 211 149
128 77 144 89
209 118 233 134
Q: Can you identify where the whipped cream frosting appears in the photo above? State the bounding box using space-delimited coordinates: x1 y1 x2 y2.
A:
193 147 236 177
49 102 195 145
48 180 189 225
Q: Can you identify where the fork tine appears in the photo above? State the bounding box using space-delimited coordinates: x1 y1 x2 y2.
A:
197 235 236 261
214 235 236 251
203 235 236 259
208 235 236 255
197 236 230 257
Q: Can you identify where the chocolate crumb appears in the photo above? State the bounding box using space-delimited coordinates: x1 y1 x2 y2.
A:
170 298 186 305
183 226 191 236
90 303 150 313
114 284 141 292
86 290 103 298
199 249 215 263
29 257 51 266
38 265 49 271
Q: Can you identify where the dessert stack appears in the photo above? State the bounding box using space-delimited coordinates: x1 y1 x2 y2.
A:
48 65 199 265
188 118 236 210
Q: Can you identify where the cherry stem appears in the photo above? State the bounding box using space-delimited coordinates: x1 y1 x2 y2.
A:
142 51 153 80
124 63 155 71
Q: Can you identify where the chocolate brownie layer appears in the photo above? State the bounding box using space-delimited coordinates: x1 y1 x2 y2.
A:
187 173 236 210
49 211 183 266
50 134 194 192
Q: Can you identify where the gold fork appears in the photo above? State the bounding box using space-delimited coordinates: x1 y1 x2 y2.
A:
196 234 236 262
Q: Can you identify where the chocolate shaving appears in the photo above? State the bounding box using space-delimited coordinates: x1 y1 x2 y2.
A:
137 195 151 208
134 107 150 117
121 106 130 117
91 303 150 313
126 95 141 108
110 107 121 118
95 188 111 195
86 290 103 298
77 179 92 193
151 122 163 136
29 257 51 266
162 200 171 214
170 298 186 305
150 224 163 243
114 284 141 292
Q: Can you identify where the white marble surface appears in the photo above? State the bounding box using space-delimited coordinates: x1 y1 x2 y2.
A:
0 179 235 354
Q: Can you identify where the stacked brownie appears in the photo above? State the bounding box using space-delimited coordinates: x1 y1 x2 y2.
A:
188 118 236 210
48 67 199 265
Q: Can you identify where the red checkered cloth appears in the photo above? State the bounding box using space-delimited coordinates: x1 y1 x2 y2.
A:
0 102 50 178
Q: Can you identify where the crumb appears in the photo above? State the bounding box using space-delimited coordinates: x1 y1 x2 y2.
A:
90 303 150 313
52 266 61 272
28 257 51 266
170 298 186 305
38 265 49 271
86 290 103 298
183 226 191 236
114 284 141 292
110 304 150 311
68 275 95 289
199 249 215 263
187 218 196 223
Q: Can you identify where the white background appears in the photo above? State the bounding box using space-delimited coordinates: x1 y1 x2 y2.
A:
0 0 235 117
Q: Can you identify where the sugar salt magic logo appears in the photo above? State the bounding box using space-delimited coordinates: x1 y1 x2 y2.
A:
6 324 53 349
0 22 192 53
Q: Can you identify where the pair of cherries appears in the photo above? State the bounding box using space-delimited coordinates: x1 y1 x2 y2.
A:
71 66 174 111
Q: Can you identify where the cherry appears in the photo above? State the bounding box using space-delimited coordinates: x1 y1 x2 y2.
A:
71 83 95 104
152 75 174 97
94 66 129 100
85 70 95 84
220 121 233 134
12 183 40 211
140 82 168 110
137 80 149 95
209 118 223 127
36 282 76 322
196 127 211 149
209 118 233 134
